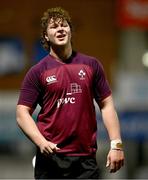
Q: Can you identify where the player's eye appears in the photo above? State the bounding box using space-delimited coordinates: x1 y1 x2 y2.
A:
62 22 68 27
50 25 57 29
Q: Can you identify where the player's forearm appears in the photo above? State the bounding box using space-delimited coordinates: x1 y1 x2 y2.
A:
16 105 47 147
101 107 121 140
99 96 122 140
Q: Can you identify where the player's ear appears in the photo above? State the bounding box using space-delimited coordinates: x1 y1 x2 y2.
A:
45 35 49 41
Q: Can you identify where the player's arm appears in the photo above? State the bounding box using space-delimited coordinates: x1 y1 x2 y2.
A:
16 104 60 154
98 95 124 173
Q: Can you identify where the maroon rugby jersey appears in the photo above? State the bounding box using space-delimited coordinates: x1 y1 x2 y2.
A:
18 51 111 156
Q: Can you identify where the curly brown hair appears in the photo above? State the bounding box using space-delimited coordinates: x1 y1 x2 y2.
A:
40 7 73 52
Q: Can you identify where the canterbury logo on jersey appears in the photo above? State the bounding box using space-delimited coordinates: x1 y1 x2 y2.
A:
46 75 57 84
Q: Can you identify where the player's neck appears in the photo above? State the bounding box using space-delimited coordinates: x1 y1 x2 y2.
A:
50 45 72 62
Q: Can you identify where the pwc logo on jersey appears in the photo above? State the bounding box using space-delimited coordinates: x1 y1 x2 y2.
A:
57 97 75 108
56 83 82 108
46 75 57 84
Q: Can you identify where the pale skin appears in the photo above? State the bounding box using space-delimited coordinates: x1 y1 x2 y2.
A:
99 96 124 172
16 17 124 173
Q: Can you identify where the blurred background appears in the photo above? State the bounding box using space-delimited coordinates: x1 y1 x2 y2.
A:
0 0 148 179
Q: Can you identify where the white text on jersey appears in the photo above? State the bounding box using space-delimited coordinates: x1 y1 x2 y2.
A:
57 97 75 108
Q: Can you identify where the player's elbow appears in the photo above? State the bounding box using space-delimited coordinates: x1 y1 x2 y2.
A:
16 105 23 127
16 104 31 126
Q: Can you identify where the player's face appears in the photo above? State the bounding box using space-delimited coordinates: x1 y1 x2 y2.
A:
45 18 71 47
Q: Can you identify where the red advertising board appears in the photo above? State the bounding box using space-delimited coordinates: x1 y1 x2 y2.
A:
116 0 148 29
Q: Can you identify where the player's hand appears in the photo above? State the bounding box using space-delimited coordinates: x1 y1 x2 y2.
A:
106 149 124 173
39 140 60 155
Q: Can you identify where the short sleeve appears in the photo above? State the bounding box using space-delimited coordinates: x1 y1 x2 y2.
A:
93 60 112 102
17 66 42 109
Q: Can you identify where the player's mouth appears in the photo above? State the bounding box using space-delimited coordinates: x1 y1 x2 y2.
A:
57 34 66 40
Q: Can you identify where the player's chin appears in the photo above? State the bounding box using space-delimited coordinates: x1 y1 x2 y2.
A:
53 39 69 48
56 42 68 47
